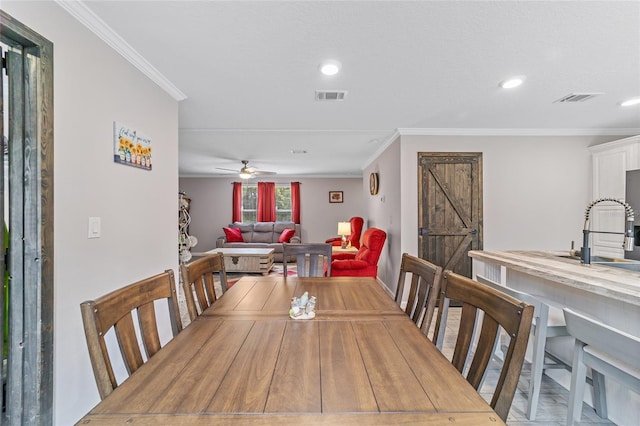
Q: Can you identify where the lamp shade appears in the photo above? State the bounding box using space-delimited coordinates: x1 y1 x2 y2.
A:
337 221 351 236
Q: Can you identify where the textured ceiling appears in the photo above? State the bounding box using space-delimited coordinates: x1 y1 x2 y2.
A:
72 1 640 177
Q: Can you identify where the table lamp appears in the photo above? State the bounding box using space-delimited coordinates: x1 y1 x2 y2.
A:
337 221 351 249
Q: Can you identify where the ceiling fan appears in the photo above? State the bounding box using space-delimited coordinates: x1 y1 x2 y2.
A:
216 160 277 179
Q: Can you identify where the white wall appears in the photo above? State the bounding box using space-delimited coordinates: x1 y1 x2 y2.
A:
400 135 621 253
179 177 364 251
3 3 180 424
365 134 622 297
363 137 401 292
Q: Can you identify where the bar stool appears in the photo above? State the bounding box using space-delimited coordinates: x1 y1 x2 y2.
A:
563 308 640 426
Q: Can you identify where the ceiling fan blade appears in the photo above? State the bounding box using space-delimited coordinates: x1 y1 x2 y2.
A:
252 170 277 175
216 167 240 172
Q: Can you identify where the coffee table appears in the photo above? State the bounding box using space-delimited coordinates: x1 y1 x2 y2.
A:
205 248 275 275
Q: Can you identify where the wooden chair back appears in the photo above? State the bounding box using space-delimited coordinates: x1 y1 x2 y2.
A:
180 253 227 321
475 274 569 420
432 271 534 421
283 243 332 277
80 270 182 399
394 253 443 339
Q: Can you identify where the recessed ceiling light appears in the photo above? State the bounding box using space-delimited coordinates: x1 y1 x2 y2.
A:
621 97 640 107
499 76 525 89
319 60 341 76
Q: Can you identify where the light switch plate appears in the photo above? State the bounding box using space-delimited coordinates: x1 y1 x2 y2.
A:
88 217 101 239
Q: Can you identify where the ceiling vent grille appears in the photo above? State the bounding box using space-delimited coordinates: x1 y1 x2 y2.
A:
554 93 603 103
315 90 347 101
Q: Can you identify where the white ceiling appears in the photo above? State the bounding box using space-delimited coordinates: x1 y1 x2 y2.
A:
65 1 640 178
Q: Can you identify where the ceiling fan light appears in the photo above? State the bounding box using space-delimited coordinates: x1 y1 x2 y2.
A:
239 171 252 179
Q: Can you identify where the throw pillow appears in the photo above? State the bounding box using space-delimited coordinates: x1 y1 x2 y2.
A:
278 228 296 243
223 227 244 243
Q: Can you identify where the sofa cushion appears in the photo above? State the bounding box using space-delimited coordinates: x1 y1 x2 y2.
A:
278 229 296 243
230 222 254 241
223 227 244 242
274 221 296 233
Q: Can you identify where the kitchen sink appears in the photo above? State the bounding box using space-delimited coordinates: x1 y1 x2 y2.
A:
556 254 640 272
593 262 640 272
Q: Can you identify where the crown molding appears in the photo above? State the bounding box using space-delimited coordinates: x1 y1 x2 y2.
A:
361 127 640 170
179 128 387 134
396 128 640 136
361 129 400 170
56 0 187 101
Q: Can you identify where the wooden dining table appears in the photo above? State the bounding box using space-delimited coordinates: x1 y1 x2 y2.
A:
77 275 505 425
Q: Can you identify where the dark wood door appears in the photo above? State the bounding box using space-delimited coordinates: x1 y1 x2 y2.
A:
418 152 483 277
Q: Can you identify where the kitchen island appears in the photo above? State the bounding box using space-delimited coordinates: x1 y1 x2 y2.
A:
469 250 639 425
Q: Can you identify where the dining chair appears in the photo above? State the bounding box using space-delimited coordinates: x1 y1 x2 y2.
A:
80 270 183 399
475 274 570 420
432 271 534 421
180 253 227 322
283 243 332 277
564 308 640 426
394 253 443 339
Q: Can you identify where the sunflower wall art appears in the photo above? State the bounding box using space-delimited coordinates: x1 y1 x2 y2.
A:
113 121 152 170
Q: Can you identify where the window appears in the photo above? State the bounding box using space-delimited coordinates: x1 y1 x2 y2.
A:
275 185 292 221
241 184 292 222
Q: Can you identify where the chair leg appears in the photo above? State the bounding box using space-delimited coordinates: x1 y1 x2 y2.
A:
526 324 546 420
567 341 587 426
591 369 607 419
435 298 450 351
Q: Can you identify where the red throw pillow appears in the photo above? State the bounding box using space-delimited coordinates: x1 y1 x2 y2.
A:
223 227 244 243
278 228 296 243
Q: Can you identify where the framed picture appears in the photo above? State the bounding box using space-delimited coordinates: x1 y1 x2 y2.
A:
113 121 152 170
329 191 343 203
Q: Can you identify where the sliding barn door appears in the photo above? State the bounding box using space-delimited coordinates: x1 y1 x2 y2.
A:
418 152 483 277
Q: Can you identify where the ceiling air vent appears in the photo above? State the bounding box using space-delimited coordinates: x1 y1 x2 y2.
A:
315 90 347 101
554 93 603 103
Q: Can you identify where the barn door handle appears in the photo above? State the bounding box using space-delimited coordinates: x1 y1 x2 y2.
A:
469 229 478 235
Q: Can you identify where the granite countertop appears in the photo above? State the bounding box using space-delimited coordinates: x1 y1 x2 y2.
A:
468 250 640 307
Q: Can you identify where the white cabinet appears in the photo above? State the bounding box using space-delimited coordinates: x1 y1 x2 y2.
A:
589 136 640 257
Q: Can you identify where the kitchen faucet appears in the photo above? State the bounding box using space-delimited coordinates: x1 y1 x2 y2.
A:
581 198 635 264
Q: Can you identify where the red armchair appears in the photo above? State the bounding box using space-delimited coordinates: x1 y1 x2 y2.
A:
330 228 387 278
325 216 365 249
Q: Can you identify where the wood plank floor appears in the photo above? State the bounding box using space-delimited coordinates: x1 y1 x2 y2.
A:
436 308 615 425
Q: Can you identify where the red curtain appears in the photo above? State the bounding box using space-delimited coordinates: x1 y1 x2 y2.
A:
291 181 301 224
257 182 276 222
232 182 242 223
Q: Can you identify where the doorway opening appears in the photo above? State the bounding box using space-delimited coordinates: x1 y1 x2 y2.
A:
1 10 54 425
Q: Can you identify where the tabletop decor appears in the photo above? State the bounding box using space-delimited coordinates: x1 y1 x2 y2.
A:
289 291 316 319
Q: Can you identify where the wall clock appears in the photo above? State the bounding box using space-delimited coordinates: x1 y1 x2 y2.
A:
369 172 379 195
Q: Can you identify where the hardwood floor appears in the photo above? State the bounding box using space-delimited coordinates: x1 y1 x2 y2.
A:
436 308 615 425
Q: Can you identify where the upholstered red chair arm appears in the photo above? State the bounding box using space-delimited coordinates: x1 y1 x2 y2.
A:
331 259 369 270
325 237 343 246
331 252 357 261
